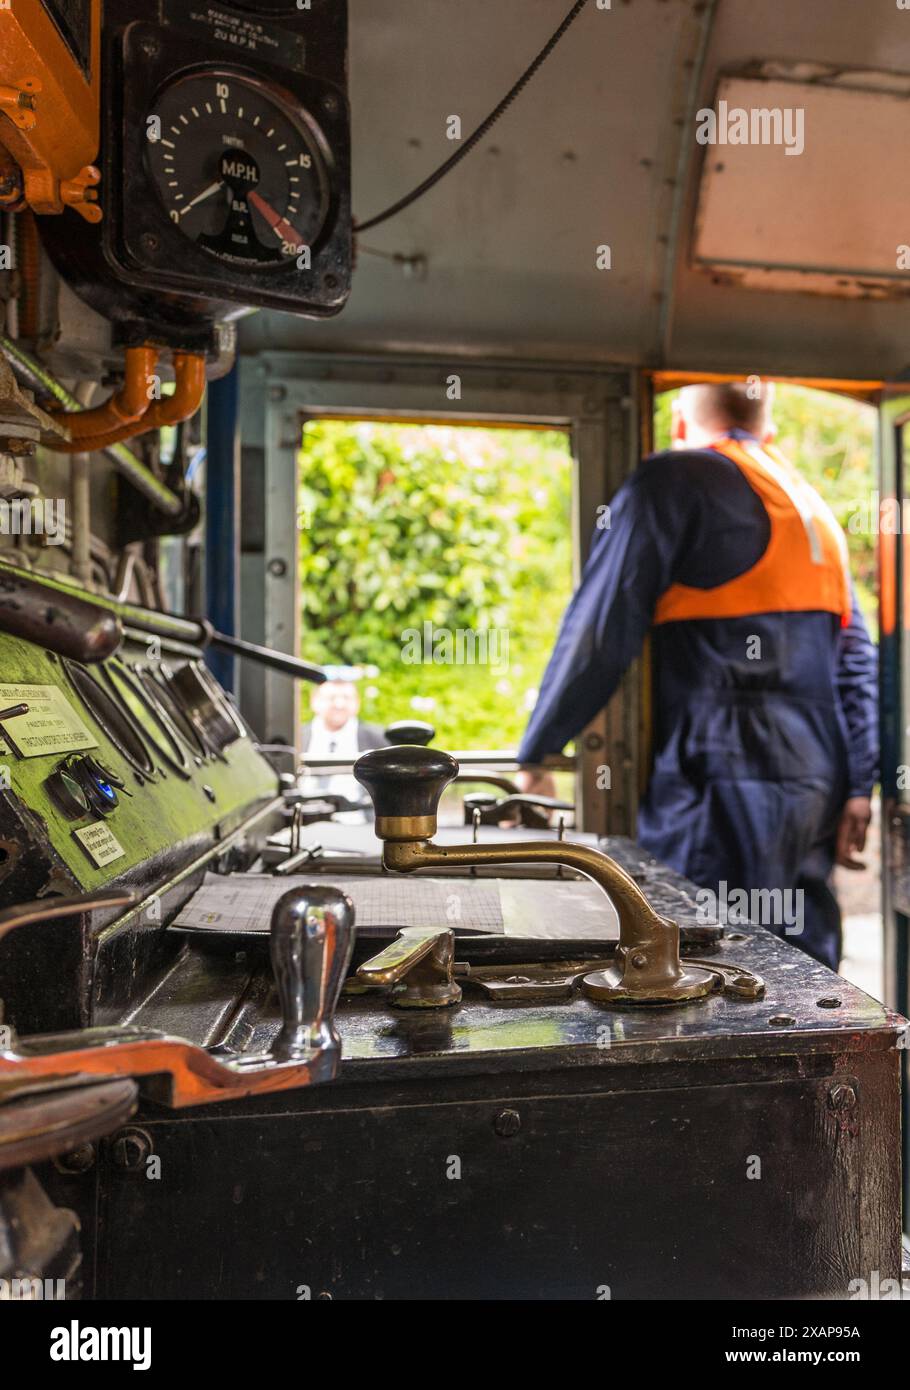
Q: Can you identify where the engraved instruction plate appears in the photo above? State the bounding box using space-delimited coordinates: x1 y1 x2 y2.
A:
73 822 126 868
0 684 98 758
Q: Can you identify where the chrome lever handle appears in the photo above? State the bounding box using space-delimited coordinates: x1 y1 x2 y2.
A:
270 884 355 1060
0 885 357 1107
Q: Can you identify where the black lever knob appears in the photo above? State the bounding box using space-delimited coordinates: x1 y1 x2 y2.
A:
354 745 458 839
269 884 355 1068
384 720 436 746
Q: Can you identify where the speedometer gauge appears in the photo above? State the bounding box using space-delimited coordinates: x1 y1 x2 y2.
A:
146 72 330 267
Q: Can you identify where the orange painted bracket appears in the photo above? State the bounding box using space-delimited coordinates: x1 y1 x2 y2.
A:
0 1028 341 1109
0 0 101 218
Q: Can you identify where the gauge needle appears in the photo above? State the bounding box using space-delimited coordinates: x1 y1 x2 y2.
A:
179 180 224 218
248 190 304 249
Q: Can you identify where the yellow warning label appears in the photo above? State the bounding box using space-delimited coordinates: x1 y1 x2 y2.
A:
0 683 98 759
73 822 126 868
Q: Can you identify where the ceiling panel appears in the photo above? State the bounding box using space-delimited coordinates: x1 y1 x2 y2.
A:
241 0 910 381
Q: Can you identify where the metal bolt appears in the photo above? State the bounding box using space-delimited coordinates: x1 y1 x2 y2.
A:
322 94 339 115
493 1108 521 1137
827 1083 857 1113
140 232 160 255
53 1143 95 1175
139 36 160 58
630 952 647 970
110 1126 153 1171
267 558 288 578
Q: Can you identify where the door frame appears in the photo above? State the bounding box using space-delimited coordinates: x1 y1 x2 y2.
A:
237 350 642 836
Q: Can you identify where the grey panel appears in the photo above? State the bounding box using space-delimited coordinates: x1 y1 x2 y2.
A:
239 0 910 379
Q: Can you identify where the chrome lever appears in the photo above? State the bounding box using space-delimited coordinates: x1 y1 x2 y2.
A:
0 885 356 1107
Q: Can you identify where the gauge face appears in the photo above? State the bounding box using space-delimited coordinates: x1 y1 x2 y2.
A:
146 72 330 268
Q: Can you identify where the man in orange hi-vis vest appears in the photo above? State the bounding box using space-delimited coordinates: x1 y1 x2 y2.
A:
517 382 877 970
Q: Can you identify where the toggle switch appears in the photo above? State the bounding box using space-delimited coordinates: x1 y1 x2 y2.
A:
65 755 128 816
46 765 91 820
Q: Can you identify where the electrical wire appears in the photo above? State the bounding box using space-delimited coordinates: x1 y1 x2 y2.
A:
355 0 591 234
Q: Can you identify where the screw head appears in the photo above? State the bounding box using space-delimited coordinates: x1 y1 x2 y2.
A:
53 1143 95 1175
493 1108 521 1138
110 1126 153 1171
827 1083 857 1113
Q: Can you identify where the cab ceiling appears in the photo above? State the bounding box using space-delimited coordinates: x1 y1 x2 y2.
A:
239 0 910 383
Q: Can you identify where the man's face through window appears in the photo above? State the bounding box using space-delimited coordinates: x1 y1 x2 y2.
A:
312 681 360 732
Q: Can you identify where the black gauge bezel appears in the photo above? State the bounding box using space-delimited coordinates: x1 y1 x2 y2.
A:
62 662 157 780
102 661 194 779
143 68 332 274
107 23 352 316
139 666 213 764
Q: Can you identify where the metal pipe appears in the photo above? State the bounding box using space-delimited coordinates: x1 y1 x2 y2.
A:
0 334 183 517
47 345 158 441
55 351 206 453
70 381 95 587
0 559 330 680
208 631 327 684
0 565 122 662
0 559 204 643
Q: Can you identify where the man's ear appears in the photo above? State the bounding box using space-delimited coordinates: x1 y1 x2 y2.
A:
761 425 777 445
671 401 686 445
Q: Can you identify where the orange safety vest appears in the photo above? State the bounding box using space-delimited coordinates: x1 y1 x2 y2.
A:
653 436 852 628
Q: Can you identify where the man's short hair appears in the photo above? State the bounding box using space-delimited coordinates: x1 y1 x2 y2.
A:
681 382 774 437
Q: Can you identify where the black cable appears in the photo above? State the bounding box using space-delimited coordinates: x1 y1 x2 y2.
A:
355 0 591 234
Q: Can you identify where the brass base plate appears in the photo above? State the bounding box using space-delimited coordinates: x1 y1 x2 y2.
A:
580 962 720 1007
389 981 463 1009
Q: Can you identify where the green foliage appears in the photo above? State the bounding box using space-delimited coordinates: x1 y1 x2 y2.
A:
653 385 878 627
300 385 878 752
299 422 573 747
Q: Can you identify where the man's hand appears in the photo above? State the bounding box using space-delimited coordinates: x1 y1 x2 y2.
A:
516 766 558 799
835 796 872 871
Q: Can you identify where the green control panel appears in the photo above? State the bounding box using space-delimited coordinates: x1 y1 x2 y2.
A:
0 632 278 899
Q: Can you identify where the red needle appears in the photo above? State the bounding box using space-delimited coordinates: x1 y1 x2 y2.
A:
248 190 303 249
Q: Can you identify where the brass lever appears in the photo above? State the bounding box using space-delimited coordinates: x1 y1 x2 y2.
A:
357 927 462 1008
354 746 732 1007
